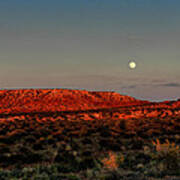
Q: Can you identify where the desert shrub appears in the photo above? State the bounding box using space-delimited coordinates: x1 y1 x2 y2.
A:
32 173 49 180
102 170 122 180
119 119 127 130
56 163 76 173
115 152 125 167
63 174 81 180
152 138 180 172
101 151 118 170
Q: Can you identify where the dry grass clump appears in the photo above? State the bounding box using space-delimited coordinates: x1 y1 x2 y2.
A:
152 138 180 153
152 138 180 171
101 151 124 170
101 151 118 170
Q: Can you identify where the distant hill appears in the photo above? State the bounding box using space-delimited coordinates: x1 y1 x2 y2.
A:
0 88 150 114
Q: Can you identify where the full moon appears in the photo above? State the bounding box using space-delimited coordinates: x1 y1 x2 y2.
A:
128 61 137 69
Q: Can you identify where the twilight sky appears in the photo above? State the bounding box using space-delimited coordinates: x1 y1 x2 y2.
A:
0 0 180 101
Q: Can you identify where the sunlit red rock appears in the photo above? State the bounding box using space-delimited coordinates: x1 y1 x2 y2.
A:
0 88 179 120
0 89 148 115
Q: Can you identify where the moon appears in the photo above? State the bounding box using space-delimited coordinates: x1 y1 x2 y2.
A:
128 61 137 69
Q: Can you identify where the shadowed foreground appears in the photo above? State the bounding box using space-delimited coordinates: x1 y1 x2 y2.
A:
0 89 180 179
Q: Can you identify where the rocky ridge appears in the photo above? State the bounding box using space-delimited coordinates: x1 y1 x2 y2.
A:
0 88 148 115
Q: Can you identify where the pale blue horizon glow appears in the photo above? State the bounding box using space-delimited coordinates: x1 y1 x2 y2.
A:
0 0 180 101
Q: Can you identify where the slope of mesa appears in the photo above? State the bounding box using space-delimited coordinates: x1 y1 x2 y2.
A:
0 88 149 114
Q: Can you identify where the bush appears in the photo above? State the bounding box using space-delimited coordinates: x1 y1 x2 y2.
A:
152 138 180 172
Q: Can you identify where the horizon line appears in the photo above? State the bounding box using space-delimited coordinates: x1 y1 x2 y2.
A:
0 86 179 103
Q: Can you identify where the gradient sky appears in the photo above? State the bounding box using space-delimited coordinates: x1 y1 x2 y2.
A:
0 0 180 101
